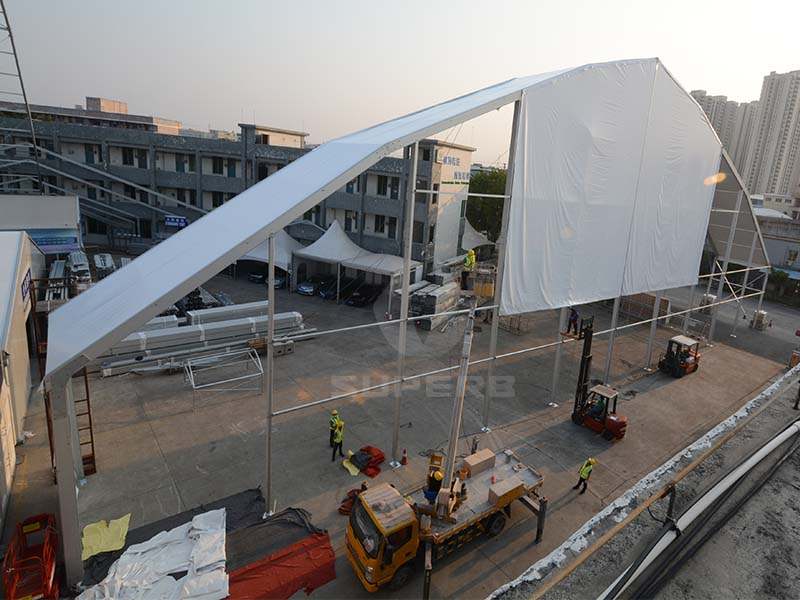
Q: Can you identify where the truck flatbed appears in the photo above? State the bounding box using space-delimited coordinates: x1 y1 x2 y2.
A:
407 450 543 544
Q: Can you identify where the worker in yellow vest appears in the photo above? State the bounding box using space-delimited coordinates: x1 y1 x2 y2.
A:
461 249 476 290
329 409 341 448
331 421 345 462
572 457 596 494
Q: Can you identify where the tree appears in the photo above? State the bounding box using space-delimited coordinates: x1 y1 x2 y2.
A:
466 169 506 241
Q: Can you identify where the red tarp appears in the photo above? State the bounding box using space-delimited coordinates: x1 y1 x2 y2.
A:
228 532 336 599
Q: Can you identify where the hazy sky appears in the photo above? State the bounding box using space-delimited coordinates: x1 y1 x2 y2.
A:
9 0 800 163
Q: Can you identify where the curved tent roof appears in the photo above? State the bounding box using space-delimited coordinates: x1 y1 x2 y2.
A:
293 220 369 265
239 228 303 272
461 218 494 250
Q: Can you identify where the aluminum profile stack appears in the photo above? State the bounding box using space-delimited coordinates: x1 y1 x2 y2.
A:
410 282 460 330
142 315 180 330
426 270 458 286
45 260 69 302
186 300 269 325
93 253 117 280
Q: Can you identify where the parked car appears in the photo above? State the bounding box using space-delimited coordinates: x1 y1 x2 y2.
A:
248 271 288 288
345 284 384 307
320 276 358 300
297 274 335 296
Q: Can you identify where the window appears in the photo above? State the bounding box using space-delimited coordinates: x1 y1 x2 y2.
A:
137 149 148 168
257 134 270 145
377 175 388 196
422 147 431 161
345 210 357 232
87 217 107 235
387 217 397 239
176 154 186 173
787 250 798 264
374 214 385 233
346 177 360 194
390 177 399 200
124 184 136 199
212 191 224 207
415 178 429 203
139 219 152 239
189 189 197 206
258 163 270 181
176 189 186 203
227 159 237 178
87 185 97 200
387 526 412 548
428 224 436 244
84 144 98 164
212 157 224 175
138 189 148 203
188 154 196 173
122 147 134 166
413 221 424 244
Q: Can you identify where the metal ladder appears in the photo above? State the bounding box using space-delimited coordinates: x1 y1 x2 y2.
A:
74 368 97 476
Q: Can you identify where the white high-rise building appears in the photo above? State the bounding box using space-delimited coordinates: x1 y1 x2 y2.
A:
690 90 759 175
743 70 800 198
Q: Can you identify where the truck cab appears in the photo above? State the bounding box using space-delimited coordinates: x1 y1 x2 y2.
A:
345 483 420 592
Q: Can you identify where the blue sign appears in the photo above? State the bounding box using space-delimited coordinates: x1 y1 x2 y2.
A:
21 268 31 303
165 215 189 228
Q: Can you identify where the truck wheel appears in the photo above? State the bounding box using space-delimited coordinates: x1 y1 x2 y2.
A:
602 429 614 441
388 564 414 591
486 512 506 537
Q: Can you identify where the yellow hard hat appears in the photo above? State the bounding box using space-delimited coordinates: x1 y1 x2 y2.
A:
468 249 475 255
331 409 338 415
338 421 344 427
589 457 596 465
433 470 443 481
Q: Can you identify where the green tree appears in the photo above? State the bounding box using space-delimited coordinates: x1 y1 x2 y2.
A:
466 169 506 241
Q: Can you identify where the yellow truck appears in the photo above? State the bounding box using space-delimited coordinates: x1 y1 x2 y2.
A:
344 449 546 594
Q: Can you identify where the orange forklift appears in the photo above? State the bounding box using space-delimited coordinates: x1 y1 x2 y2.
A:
570 316 628 441
658 335 701 378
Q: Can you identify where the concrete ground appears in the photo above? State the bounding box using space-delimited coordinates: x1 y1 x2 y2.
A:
4 272 794 598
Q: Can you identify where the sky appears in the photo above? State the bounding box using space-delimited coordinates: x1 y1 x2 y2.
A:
8 0 800 163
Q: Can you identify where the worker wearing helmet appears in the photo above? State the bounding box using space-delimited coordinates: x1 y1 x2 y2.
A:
572 457 596 494
424 469 444 503
329 409 341 448
461 249 476 290
331 421 345 462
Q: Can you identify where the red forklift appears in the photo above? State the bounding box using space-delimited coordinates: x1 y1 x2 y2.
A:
658 335 701 378
570 316 628 441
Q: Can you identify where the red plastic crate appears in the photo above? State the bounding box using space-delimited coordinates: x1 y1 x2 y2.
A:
3 514 59 600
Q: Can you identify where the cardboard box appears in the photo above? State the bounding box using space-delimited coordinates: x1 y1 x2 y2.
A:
463 449 496 477
488 476 525 506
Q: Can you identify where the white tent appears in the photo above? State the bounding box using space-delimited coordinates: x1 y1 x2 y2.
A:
461 218 494 250
293 220 369 265
238 228 303 272
340 253 421 277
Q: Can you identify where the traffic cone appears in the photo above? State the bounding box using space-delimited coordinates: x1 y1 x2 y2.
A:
400 448 408 465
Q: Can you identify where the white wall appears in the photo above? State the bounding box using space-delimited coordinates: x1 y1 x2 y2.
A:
257 130 305 148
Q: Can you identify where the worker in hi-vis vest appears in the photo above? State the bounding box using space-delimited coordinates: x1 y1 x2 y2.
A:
573 457 596 494
331 421 345 462
329 409 341 448
461 249 476 290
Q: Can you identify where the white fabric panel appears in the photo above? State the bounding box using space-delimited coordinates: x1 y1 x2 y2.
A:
293 219 369 264
621 66 721 294
239 229 303 272
501 60 657 315
461 218 494 250
341 252 421 276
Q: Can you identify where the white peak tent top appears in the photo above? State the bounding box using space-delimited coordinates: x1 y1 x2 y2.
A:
238 228 303 273
44 57 763 382
461 218 494 251
293 219 369 264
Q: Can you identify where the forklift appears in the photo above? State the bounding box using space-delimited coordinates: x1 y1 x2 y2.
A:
570 316 628 441
658 334 701 378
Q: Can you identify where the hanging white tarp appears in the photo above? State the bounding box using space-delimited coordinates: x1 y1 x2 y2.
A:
238 228 303 272
501 60 723 315
293 219 369 265
461 218 494 250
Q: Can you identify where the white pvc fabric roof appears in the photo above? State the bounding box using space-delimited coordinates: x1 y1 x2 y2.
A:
341 252 421 277
461 218 494 250
293 220 369 264
238 228 303 272
44 57 753 380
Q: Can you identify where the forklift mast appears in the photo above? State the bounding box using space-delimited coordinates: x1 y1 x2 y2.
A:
573 316 595 412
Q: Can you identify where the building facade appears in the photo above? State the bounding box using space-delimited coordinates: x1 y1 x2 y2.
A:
0 100 473 272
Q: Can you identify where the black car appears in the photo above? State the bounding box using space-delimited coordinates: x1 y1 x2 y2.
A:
248 271 287 288
345 284 384 307
320 276 358 299
297 274 335 296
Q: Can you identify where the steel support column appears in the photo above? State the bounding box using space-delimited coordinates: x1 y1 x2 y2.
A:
756 271 768 313
644 290 664 370
682 282 696 334
49 378 83 587
390 143 418 466
483 99 521 430
264 234 276 513
603 296 621 383
550 308 568 403
709 191 743 343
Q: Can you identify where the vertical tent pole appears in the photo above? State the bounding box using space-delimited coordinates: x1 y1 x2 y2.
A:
550 308 568 404
682 282 696 334
265 235 276 514
603 296 621 383
483 99 521 430
756 271 768 313
387 274 394 318
709 191 742 343
336 263 341 304
391 142 418 466
644 290 664 370
49 376 83 586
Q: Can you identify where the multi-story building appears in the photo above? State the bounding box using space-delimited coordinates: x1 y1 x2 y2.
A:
690 90 759 174
0 98 473 273
751 193 800 220
743 70 800 198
